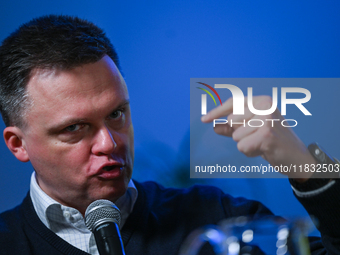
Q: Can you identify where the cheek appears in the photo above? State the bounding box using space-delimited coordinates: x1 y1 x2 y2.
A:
26 137 91 171
123 126 134 162
128 126 134 147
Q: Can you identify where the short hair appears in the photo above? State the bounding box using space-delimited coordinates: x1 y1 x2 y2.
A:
0 15 121 128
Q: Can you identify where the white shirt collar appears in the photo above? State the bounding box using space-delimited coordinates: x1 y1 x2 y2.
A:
30 171 138 230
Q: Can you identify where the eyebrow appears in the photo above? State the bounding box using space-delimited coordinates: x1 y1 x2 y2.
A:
47 99 130 134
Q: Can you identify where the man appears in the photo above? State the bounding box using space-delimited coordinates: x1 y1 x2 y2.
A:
0 15 338 254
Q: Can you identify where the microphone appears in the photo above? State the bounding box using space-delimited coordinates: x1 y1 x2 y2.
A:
85 199 126 255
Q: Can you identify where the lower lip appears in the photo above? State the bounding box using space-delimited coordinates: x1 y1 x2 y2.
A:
97 166 123 179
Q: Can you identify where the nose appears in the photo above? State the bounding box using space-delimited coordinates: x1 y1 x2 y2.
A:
92 126 117 155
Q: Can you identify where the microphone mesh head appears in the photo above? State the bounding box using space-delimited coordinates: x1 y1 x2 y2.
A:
85 199 121 232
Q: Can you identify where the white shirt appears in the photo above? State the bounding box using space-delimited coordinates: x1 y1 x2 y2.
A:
30 172 138 254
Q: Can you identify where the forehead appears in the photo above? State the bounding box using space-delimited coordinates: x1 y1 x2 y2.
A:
27 56 127 101
24 56 128 128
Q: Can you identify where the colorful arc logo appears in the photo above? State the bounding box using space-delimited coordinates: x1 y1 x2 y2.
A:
196 82 222 106
197 82 222 115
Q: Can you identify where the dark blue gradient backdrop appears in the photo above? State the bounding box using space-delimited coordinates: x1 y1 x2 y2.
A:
0 0 339 228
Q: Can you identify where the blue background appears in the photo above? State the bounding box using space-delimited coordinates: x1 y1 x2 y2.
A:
0 0 339 234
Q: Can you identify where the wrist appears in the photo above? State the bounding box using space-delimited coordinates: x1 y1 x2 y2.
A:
290 143 339 191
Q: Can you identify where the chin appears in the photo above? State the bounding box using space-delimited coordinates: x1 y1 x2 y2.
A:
99 182 128 202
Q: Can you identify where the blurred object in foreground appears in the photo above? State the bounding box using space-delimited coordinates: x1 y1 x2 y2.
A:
179 216 314 255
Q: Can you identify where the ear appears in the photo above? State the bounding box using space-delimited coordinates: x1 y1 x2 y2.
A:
3 126 30 162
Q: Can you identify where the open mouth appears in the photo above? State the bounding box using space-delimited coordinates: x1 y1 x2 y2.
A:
102 165 123 171
97 164 125 179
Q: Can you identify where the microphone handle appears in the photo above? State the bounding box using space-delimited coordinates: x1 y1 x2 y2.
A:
93 222 126 255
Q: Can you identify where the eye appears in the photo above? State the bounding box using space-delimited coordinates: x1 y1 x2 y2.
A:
109 110 123 120
106 109 126 129
65 124 84 132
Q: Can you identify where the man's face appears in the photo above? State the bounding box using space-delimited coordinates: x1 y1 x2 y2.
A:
20 56 134 214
